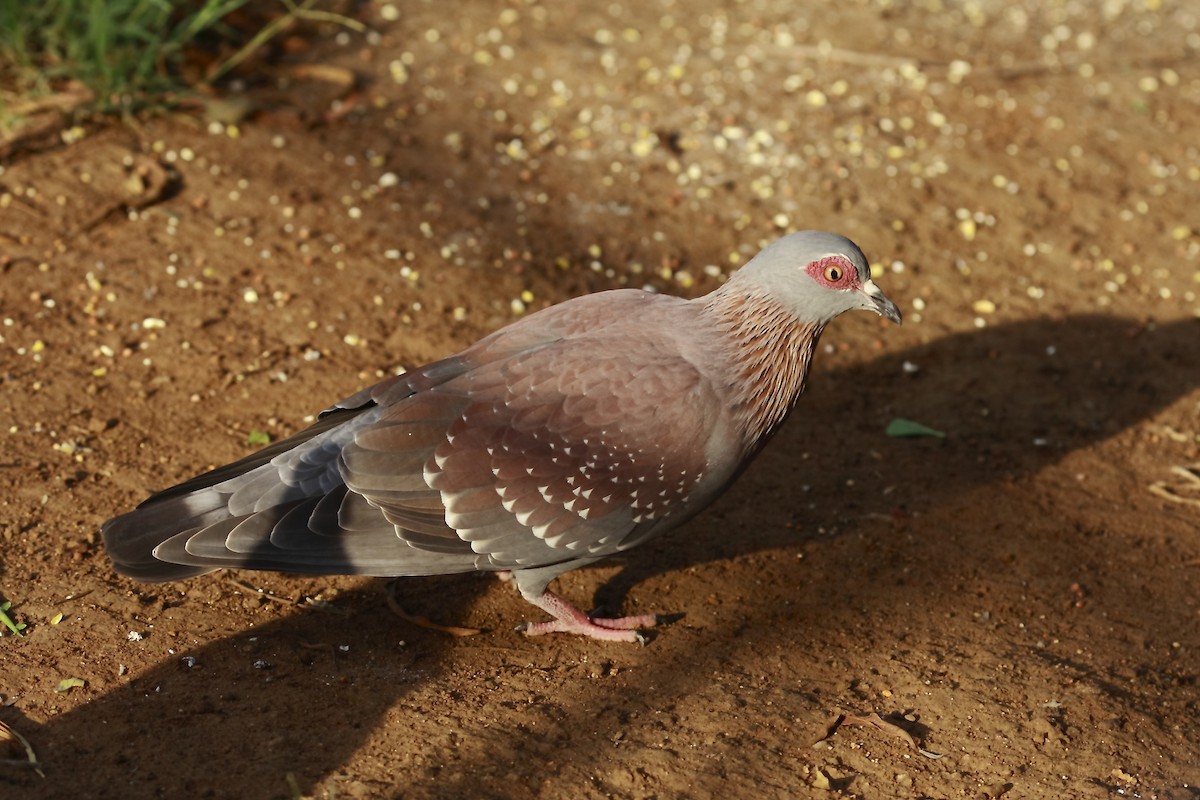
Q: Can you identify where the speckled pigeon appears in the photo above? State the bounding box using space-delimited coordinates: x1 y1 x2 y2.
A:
103 231 901 643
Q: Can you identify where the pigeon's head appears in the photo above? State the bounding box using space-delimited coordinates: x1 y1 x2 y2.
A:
738 231 902 326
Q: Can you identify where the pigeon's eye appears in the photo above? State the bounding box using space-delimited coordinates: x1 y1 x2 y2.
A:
807 255 856 288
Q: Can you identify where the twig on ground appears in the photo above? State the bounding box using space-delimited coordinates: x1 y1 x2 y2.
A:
385 582 481 637
0 719 44 778
1148 463 1200 507
814 711 943 760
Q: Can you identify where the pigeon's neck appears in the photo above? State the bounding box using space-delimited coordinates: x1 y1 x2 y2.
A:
703 281 824 449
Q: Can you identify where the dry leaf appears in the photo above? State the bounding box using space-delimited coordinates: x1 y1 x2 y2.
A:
54 678 86 694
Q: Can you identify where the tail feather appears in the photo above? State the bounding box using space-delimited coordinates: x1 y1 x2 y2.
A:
102 406 376 580
102 510 218 582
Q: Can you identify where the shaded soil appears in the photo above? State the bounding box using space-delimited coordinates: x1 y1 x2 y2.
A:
3 1 1199 798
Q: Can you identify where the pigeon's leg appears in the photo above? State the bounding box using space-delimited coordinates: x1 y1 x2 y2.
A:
517 589 659 644
509 565 657 643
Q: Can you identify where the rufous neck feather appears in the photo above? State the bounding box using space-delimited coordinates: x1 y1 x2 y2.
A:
704 282 824 449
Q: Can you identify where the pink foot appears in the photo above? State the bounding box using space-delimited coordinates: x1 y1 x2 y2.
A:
517 589 659 644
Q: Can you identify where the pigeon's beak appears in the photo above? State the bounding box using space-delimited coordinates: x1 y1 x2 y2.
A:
859 280 903 325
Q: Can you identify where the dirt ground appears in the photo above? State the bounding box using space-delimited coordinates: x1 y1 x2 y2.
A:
3 1 1199 797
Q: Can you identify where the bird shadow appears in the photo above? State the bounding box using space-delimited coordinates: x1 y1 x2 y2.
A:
595 312 1198 611
1 576 488 800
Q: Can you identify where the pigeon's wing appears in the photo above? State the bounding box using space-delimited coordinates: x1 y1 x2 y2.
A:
355 332 722 569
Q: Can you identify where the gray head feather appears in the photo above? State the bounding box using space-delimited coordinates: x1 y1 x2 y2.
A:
731 230 901 325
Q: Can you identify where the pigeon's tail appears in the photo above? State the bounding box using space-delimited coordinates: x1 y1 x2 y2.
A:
102 489 231 581
102 406 370 582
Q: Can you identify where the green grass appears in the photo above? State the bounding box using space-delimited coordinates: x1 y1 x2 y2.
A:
0 0 251 113
0 599 26 637
0 0 362 120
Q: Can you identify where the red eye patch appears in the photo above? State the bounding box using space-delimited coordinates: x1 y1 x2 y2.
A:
806 255 858 289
